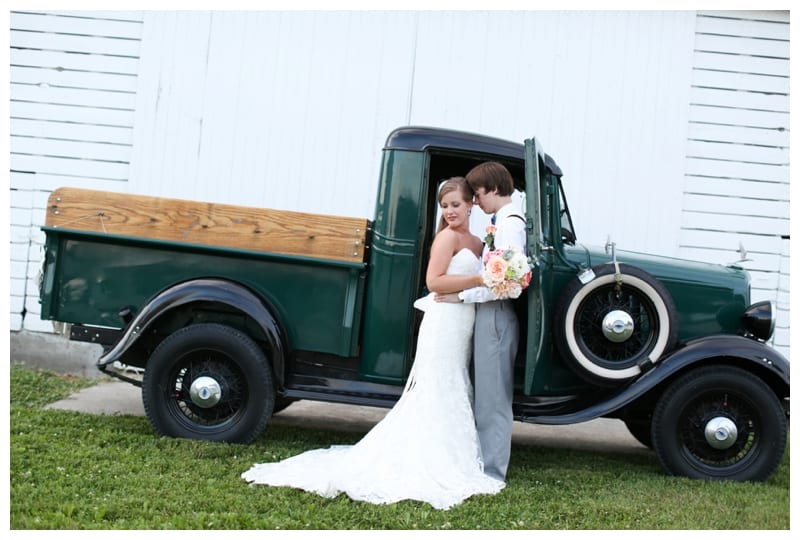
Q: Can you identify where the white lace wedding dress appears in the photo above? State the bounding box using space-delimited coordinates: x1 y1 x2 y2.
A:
241 248 504 510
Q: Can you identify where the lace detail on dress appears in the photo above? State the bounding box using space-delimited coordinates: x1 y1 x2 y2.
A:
241 248 503 510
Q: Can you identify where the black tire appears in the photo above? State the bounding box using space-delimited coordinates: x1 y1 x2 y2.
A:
624 418 653 449
651 365 787 482
554 263 678 385
142 323 275 444
272 397 297 414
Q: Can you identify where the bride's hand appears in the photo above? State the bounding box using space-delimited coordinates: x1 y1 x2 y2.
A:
434 293 461 303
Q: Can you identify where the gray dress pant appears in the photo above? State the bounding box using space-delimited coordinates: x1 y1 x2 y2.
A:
473 299 518 481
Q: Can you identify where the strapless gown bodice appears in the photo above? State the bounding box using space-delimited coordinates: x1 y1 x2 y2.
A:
448 247 482 275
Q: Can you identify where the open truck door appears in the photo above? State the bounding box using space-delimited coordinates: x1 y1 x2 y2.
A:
521 138 550 395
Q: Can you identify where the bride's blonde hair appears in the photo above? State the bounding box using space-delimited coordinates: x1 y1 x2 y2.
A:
437 177 473 232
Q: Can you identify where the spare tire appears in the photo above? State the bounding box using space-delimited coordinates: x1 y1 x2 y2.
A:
554 263 678 386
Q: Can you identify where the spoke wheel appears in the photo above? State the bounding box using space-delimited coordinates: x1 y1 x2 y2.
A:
143 323 274 443
652 366 787 481
554 264 677 385
169 351 245 426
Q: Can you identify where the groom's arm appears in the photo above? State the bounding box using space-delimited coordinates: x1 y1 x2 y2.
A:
456 284 494 303
495 213 527 256
433 285 494 304
435 273 488 304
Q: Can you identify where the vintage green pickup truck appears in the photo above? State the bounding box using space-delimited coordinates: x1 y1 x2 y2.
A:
39 126 789 482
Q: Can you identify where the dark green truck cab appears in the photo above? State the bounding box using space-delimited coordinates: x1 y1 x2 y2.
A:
40 126 789 482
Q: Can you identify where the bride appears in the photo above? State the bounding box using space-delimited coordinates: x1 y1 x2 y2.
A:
242 177 504 510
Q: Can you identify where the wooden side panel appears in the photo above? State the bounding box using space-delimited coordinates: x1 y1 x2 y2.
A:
45 187 369 263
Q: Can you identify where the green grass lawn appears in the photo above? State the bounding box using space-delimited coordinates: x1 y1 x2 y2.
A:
9 364 790 529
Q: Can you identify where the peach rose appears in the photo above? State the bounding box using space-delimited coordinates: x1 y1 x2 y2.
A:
485 256 509 283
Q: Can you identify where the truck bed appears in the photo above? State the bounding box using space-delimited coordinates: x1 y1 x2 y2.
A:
45 187 369 263
40 187 371 359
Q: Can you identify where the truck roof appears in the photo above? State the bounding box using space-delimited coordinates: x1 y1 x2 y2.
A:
384 126 562 176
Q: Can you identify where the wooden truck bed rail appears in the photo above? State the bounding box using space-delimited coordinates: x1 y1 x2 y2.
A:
45 187 369 263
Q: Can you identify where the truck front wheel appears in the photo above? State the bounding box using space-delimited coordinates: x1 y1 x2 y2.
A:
651 365 787 482
142 323 275 444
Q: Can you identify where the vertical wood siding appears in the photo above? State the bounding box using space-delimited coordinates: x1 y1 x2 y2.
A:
127 10 699 253
129 11 418 217
678 11 789 354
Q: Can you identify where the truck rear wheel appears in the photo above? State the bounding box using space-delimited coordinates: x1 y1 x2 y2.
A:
142 323 274 444
651 365 787 481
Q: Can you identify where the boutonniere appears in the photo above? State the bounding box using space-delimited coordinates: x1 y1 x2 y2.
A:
484 224 497 250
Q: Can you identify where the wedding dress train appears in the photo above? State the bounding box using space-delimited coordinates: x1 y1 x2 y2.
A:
242 248 504 510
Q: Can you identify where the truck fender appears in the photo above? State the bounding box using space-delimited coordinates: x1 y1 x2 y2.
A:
651 334 789 387
522 334 789 425
97 278 286 386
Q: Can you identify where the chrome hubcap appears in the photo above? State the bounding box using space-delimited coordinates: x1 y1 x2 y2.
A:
704 416 738 449
189 376 222 408
602 310 634 342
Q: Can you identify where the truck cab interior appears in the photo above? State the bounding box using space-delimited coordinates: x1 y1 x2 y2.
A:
413 150 529 376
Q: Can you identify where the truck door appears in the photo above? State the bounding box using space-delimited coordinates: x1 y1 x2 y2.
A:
521 138 549 394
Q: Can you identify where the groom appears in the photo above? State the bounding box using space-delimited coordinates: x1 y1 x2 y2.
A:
437 161 526 481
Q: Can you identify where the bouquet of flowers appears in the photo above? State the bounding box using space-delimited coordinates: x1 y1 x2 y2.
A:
483 247 532 299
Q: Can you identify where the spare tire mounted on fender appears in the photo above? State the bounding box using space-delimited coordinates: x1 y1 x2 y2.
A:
554 263 678 385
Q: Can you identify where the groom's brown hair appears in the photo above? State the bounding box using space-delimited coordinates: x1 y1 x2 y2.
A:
465 161 515 197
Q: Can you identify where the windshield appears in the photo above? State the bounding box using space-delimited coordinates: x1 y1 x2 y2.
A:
558 179 576 245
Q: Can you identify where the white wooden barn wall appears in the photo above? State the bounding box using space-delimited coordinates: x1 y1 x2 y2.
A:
9 10 790 359
10 10 144 332
678 11 790 353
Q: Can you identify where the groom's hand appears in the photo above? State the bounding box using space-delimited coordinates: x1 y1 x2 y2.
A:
435 293 461 303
